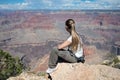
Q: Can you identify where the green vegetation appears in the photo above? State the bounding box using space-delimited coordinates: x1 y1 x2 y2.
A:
101 53 120 69
0 49 23 80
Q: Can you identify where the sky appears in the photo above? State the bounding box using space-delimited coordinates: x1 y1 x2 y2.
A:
0 0 119 10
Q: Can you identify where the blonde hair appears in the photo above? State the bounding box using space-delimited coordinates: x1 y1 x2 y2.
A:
65 19 82 51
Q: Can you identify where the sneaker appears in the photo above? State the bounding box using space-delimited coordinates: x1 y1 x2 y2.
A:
46 67 57 74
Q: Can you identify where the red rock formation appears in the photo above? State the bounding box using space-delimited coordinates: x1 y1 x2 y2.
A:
83 45 96 55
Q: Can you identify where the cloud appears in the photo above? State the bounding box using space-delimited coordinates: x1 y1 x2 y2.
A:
96 0 120 9
0 0 119 10
0 2 29 9
42 0 53 7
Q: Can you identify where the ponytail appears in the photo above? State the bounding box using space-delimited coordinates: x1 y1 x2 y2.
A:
65 19 82 52
71 26 81 51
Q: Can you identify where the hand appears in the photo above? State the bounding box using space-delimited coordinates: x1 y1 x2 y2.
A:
57 44 61 49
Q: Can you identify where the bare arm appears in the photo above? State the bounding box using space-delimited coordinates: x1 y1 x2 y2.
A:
57 40 71 50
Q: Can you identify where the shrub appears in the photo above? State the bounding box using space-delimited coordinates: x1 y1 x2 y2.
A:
0 50 23 80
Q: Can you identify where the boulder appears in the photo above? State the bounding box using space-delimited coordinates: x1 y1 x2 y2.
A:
51 63 120 80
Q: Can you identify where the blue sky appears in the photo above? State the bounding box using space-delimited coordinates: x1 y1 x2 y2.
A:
0 0 119 10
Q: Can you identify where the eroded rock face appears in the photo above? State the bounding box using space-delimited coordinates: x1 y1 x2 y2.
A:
51 63 120 80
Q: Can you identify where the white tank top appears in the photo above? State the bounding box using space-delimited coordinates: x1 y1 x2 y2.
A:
67 36 83 58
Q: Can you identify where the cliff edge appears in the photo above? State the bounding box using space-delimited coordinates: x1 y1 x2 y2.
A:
8 63 120 80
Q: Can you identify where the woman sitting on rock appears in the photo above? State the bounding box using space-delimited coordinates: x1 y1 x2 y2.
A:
46 19 85 74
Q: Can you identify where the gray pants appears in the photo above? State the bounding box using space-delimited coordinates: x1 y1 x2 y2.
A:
48 47 77 68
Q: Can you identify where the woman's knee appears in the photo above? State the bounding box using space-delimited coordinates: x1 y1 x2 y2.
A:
51 47 59 53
